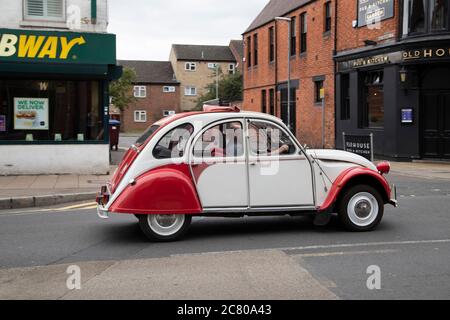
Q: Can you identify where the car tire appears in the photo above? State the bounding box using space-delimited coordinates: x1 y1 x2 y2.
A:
338 185 384 232
138 214 192 242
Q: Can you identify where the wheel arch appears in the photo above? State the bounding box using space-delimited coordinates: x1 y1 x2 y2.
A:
109 164 202 215
320 167 391 213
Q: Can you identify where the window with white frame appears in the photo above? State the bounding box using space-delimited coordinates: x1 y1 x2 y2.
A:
208 63 218 69
228 64 236 74
134 110 147 123
185 62 197 71
134 86 147 98
163 86 176 93
163 110 176 117
185 86 197 96
24 0 65 21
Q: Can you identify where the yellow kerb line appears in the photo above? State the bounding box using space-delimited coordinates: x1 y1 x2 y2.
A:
57 202 97 211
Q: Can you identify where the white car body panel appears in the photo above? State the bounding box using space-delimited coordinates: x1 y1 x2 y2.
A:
248 156 314 207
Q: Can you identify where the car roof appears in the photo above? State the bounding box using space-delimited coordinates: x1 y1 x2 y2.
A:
155 110 282 128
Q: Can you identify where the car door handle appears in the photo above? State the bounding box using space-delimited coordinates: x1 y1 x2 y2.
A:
249 162 257 166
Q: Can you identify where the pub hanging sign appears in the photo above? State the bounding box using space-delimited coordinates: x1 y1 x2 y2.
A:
358 0 395 27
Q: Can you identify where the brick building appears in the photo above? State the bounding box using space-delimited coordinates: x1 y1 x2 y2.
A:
244 0 450 160
335 0 450 160
118 60 180 132
243 0 336 148
170 44 239 111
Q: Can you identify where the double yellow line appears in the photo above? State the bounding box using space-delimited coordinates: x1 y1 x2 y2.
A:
57 202 98 211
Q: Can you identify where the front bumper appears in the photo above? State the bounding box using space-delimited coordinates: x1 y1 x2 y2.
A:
389 184 398 207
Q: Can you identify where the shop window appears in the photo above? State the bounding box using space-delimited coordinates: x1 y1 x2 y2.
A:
0 80 105 142
300 13 307 54
153 123 194 159
430 0 449 31
134 110 147 123
134 86 146 98
404 0 450 35
24 0 65 22
362 71 384 129
341 74 350 120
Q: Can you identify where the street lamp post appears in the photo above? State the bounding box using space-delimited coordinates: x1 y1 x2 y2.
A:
275 16 292 132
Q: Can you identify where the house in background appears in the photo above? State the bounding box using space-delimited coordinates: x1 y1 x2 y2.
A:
229 40 244 74
170 44 238 111
118 60 180 132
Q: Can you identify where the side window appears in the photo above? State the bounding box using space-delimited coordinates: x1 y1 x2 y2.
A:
193 122 244 159
248 121 296 156
153 124 194 159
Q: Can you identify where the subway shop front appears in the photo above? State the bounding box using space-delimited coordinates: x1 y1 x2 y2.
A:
0 28 122 175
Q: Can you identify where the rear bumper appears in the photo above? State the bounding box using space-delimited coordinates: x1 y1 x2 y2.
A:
389 184 398 207
96 185 111 219
97 205 110 219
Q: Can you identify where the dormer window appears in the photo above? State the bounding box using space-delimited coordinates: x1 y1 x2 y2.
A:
24 0 65 22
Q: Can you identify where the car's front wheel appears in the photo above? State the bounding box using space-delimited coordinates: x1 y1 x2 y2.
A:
338 185 384 232
138 214 192 242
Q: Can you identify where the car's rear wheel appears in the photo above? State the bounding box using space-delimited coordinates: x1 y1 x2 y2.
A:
138 214 192 242
338 185 384 232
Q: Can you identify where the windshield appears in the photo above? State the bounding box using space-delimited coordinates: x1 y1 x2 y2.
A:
135 125 160 147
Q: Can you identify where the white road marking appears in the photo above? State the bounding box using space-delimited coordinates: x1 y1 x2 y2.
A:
294 249 399 258
172 239 450 257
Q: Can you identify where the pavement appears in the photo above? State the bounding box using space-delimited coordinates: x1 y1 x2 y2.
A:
0 173 449 299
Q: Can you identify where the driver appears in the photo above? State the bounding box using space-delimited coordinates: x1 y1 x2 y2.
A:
226 122 290 156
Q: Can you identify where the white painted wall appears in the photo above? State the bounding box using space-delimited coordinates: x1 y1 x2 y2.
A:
0 0 108 33
0 145 110 175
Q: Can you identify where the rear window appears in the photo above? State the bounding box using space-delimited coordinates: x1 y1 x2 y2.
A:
135 125 160 147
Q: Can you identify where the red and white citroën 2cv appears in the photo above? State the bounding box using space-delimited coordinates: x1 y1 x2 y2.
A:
97 107 397 242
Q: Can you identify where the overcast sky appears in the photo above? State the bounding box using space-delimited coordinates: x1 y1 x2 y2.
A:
108 0 268 61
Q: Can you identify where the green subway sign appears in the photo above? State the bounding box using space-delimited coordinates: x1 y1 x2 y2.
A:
0 28 116 65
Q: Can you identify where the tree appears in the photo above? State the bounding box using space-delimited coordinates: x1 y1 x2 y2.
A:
195 69 243 110
109 67 137 111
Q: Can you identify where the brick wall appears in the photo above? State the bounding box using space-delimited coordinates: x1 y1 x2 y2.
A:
243 0 336 148
121 84 181 133
336 0 400 52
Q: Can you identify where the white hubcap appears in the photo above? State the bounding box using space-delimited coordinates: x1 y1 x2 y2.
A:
347 192 379 227
147 215 185 236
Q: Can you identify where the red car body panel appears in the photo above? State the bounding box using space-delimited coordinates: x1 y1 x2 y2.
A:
109 164 202 215
319 167 392 212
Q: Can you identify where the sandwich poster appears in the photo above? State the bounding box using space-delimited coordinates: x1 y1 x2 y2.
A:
14 98 49 130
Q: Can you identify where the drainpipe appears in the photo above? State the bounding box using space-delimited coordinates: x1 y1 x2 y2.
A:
91 0 97 24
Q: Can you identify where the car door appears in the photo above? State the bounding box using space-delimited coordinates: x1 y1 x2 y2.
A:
190 120 248 209
246 119 315 208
